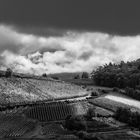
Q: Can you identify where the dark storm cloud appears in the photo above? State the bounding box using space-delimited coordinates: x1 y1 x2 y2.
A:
0 25 22 54
0 0 140 35
14 26 67 37
1 0 140 74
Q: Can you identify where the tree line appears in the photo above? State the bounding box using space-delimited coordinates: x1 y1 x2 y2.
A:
115 107 140 129
92 59 140 88
92 59 140 99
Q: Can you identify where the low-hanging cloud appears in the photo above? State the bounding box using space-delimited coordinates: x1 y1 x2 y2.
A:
0 24 140 74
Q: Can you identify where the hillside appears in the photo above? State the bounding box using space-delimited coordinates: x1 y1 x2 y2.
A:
0 75 88 105
48 72 93 85
48 72 82 80
92 59 140 88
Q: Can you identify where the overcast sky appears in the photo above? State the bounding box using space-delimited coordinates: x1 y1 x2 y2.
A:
0 0 140 74
1 0 140 35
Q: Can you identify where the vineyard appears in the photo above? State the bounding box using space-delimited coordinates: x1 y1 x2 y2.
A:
25 100 89 122
1 71 140 139
0 76 88 105
41 123 69 136
41 123 81 140
0 113 36 138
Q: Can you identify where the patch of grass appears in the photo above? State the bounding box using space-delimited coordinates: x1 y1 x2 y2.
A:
88 97 131 112
63 79 94 86
94 106 114 117
97 131 140 140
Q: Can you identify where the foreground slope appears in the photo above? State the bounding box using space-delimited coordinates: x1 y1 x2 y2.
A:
0 76 87 104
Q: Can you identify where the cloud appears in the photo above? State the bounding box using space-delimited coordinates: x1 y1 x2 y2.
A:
0 24 140 74
78 51 93 61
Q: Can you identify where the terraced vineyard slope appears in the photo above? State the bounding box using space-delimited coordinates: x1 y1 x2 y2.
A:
0 76 88 105
26 100 89 121
0 113 36 138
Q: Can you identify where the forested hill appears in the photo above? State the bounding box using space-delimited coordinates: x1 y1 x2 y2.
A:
92 59 140 89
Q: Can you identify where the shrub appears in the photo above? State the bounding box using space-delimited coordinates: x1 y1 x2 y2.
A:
113 87 120 92
0 72 3 77
101 89 108 93
5 68 13 77
74 75 80 79
51 76 59 80
86 107 95 120
65 115 87 131
77 131 100 140
42 73 47 77
91 90 100 96
77 131 87 139
125 87 140 100
115 107 140 128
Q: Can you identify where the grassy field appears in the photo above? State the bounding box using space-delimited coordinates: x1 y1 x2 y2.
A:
89 97 129 112
88 92 140 113
97 130 140 140
105 94 140 109
94 106 114 117
62 78 94 86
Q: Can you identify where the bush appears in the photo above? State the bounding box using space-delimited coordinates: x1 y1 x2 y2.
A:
77 131 87 139
125 87 140 100
42 73 47 77
86 107 95 120
77 131 100 140
101 89 109 93
115 107 140 128
65 115 87 131
74 75 80 79
5 68 13 77
0 72 3 77
51 76 59 80
91 90 100 96
113 87 120 92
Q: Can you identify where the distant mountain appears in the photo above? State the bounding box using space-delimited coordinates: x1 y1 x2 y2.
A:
48 72 83 80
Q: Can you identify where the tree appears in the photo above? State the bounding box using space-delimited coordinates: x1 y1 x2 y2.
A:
92 58 140 89
51 76 59 80
137 65 140 70
65 115 87 131
42 73 47 77
86 107 95 120
82 72 89 79
5 68 13 77
91 90 100 96
74 75 80 79
115 107 140 128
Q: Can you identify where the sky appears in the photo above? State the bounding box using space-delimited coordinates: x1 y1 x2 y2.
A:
0 0 140 74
